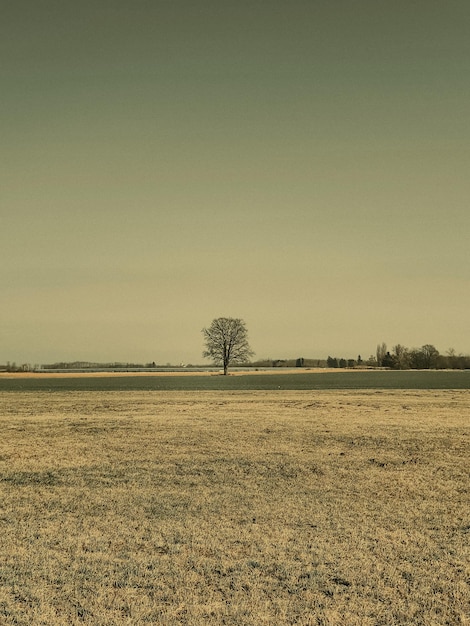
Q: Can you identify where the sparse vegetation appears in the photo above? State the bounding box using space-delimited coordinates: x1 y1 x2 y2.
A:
0 389 468 624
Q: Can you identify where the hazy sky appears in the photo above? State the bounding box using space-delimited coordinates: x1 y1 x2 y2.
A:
2 1 469 365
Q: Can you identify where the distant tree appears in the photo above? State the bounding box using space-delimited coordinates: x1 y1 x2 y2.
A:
327 356 338 368
444 348 469 369
376 343 387 367
339 358 347 368
357 355 363 366
408 348 424 369
421 344 440 369
392 344 410 370
347 359 356 368
202 317 254 375
382 351 398 369
296 357 305 367
409 344 440 369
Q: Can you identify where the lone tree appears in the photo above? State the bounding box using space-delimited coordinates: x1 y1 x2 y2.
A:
202 317 254 375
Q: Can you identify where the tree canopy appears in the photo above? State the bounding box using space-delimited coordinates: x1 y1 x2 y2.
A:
202 317 254 375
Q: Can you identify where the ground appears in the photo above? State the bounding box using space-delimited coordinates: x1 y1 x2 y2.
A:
0 389 468 625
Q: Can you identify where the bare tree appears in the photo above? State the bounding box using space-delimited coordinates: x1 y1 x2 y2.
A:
393 344 410 369
409 344 440 369
421 344 440 369
376 342 387 367
202 317 254 375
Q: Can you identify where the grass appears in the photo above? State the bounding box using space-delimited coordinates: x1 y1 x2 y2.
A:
0 390 469 624
1 369 470 391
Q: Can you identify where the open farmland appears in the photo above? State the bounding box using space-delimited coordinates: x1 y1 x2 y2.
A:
0 389 469 625
0 369 470 391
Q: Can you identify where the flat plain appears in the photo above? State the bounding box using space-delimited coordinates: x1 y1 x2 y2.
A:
0 389 468 625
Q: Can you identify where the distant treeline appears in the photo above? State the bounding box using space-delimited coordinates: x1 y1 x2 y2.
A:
40 361 159 370
2 344 469 372
2 361 159 372
372 343 470 370
251 344 470 370
250 358 326 368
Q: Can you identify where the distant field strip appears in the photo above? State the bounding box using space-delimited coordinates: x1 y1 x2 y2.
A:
1 370 470 391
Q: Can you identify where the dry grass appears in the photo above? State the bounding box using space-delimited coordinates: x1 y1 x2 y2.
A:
0 390 468 625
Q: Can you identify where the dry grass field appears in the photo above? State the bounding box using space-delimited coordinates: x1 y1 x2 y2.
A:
0 389 468 625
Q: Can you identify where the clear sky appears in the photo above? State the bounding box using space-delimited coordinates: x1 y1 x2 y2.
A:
2 1 469 365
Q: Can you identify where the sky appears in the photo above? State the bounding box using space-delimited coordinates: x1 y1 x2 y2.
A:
2 0 469 365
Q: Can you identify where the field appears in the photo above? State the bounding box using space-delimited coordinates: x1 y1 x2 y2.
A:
1 369 470 391
0 387 469 625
